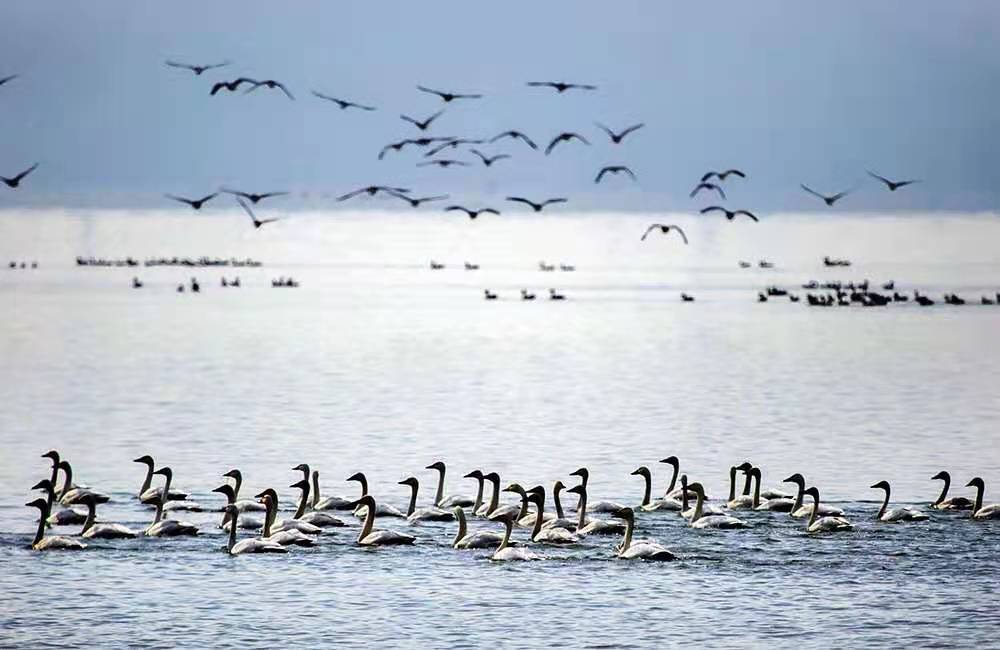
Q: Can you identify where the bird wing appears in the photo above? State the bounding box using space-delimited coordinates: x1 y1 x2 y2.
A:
712 185 727 200
733 210 759 222
311 90 337 102
165 61 194 71
594 122 614 138
417 85 447 99
700 206 726 215
236 197 257 222
595 167 610 183
577 84 598 90
203 61 231 71
336 188 366 201
505 197 536 208
671 226 690 244
569 133 591 145
456 93 483 99
619 123 645 138
14 163 38 182
274 82 295 100
800 184 825 200
385 190 413 203
895 179 919 188
830 190 850 201
422 195 449 203
164 194 193 206
640 224 660 241
722 169 745 179
197 193 218 203
256 217 279 225
526 81 555 88
353 102 377 111
544 137 561 155
232 77 259 89
425 142 454 157
209 82 228 95
469 149 488 162
689 184 708 198
220 188 251 200
542 198 568 207
423 109 445 126
482 209 500 215
400 114 419 126
258 191 288 200
445 206 471 215
866 170 892 186
621 166 637 180
700 171 719 182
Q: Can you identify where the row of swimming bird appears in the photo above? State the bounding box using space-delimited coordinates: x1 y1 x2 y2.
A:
25 451 998 560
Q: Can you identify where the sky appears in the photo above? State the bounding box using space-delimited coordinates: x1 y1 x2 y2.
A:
0 1 998 213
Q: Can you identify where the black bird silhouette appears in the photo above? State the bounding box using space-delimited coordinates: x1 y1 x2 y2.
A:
700 206 758 222
164 192 217 209
210 78 258 95
545 132 590 155
526 81 597 93
867 171 919 192
689 183 726 200
387 192 449 207
469 149 511 167
220 189 288 204
236 197 279 229
505 197 567 212
424 138 482 157
445 206 500 220
700 169 746 182
401 110 444 131
310 91 375 111
337 186 410 201
1 163 38 188
640 224 689 244
595 165 636 183
0 74 19 87
595 122 644 144
801 184 850 206
165 60 231 76
378 140 412 160
244 79 295 100
418 159 470 168
416 85 482 102
489 130 538 150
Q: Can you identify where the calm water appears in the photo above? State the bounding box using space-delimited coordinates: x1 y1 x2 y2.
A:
2 210 999 648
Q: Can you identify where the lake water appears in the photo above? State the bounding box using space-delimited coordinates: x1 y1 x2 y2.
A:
2 210 999 647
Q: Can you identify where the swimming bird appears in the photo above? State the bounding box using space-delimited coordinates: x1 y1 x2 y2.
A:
417 85 482 102
311 470 355 511
213 485 264 531
687 482 747 529
803 487 853 532
418 159 470 168
678 475 725 520
426 461 474 508
630 467 682 511
612 507 675 561
165 60 230 75
701 169 746 182
221 189 288 204
2 163 39 189
658 456 684 500
594 122 644 144
521 289 536 301
469 149 510 167
526 81 596 93
445 205 499 219
867 171 919 192
569 467 626 514
566 484 626 536
347 472 405 518
164 193 217 210
236 197 279 228
32 479 86 526
134 455 188 503
463 470 488 512
476 472 522 519
223 505 287 555
545 132 590 155
525 492 579 544
398 477 455 523
352 496 416 546
505 196 567 212
401 109 444 131
288 480 347 527
255 493 316 546
746 467 795 510
387 191 449 207
700 206 758 222
870 481 928 523
489 130 538 150
488 510 543 561
504 483 546 528
783 474 846 518
0 74 19 87
144 495 199 537
310 90 375 111
595 165 636 183
244 79 295 100
452 506 504 549
78 494 137 538
801 184 850 206
930 471 974 510
532 484 576 530
209 77 258 95
689 183 726 200
57 461 109 505
549 289 565 301
965 477 1000 520
337 185 410 201
640 223 688 244
25 499 87 550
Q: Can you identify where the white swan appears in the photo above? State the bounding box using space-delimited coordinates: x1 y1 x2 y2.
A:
505 483 552 528
537 483 577 530
144 495 199 537
144 467 201 512
452 506 504 549
612 507 675 561
221 469 267 512
631 466 682 511
476 472 521 519
749 467 795 512
133 455 187 503
803 487 853 533
311 470 354 511
257 493 316 546
566 484 626 536
398 477 455 523
347 472 405 518
289 479 348 527
870 481 928 522
726 463 755 509
25 498 87 550
223 505 287 555
426 461 475 508
253 488 322 535
31 479 86 526
965 477 1000 520
679 475 725 520
930 471 974 510
569 467 626 513
57 460 110 506
488 510 542 561
212 485 264 531
659 456 683 500
79 494 137 539
353 496 416 546
687 482 747 529
526 492 579 544
784 473 846 518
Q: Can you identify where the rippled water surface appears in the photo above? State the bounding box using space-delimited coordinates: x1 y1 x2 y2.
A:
2 211 999 647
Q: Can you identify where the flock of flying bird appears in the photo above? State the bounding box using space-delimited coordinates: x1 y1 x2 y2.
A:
24 450 999 559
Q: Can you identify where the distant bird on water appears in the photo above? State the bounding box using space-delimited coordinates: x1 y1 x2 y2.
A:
526 81 597 93
545 132 590 155
505 197 567 212
337 186 410 201
700 169 746 182
387 192 449 207
801 184 851 206
164 192 217 210
165 60 231 76
595 165 636 183
1 163 38 189
700 206 758 222
418 159 470 168
310 91 376 111
470 149 510 167
210 78 258 95
417 86 482 103
221 189 288 204
401 110 444 131
244 79 295 100
867 171 919 192
236 197 279 229
489 131 538 150
689 183 726 200
445 206 500 220
0 74 19 87
641 224 689 244
595 122 644 144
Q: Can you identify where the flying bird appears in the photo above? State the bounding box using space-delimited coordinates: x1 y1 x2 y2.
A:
310 91 375 111
164 192 217 210
545 132 590 155
236 197 279 228
594 122 644 144
700 169 746 182
401 110 444 131
505 197 567 212
221 189 288 204
388 192 449 207
336 186 410 201
0 74 19 87
700 206 759 222
210 78 258 95
867 171 919 192
418 159 470 168
469 149 511 167
489 130 538 150
244 79 295 100
526 81 597 93
801 184 850 206
445 206 500 220
1 163 38 189
165 60 231 76
641 224 689 244
416 86 482 102
595 165 636 183
689 183 726 200
378 140 412 160
424 138 482 157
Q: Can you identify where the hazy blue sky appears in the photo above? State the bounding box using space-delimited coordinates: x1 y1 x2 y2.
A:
1 1 998 212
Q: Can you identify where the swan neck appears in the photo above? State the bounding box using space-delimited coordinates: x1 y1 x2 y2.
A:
311 474 320 507
82 500 97 534
153 499 164 525
575 489 588 529
727 468 736 502
752 471 761 508
263 499 275 537
231 473 242 499
621 515 634 552
359 502 376 542
60 463 73 496
357 475 368 497
294 483 309 519
406 484 418 517
161 472 172 502
876 487 889 520
741 470 751 496
32 505 47 546
807 493 819 527
531 499 545 540
553 487 565 519
487 478 499 514
665 464 678 496
641 473 651 506
693 490 704 521
792 481 804 511
138 464 153 497
932 476 948 506
472 477 484 512
227 513 238 552
973 483 984 515
498 519 513 551
453 508 467 546
433 469 445 507
517 491 530 519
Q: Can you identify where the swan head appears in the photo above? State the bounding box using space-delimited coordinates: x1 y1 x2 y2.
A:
487 509 517 524
398 477 419 490
463 469 483 480
680 474 688 488
527 485 546 497
966 477 985 490
630 466 651 479
527 492 544 507
254 488 278 502
25 497 48 511
803 486 821 501
503 483 527 496
77 493 100 507
31 479 53 492
145 495 164 507
611 506 635 521
350 495 376 510
58 460 72 472
346 472 366 483
553 480 565 492
783 473 805 486
425 461 446 473
483 472 501 485
566 484 585 497
687 481 705 496
736 461 753 472
212 484 236 501
931 470 950 482
659 456 679 469
152 466 172 481
132 454 154 467
223 504 239 517
292 463 310 473
570 467 589 480
41 450 60 464
290 479 310 492
748 467 761 480
869 480 891 492
222 469 242 481
452 506 465 520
